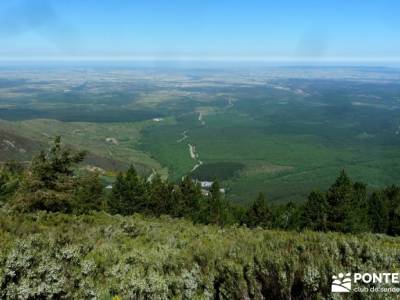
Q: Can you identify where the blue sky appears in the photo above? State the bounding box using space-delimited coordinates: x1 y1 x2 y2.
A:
0 0 399 63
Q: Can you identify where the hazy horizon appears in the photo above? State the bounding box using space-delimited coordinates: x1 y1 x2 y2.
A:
1 0 399 63
1 59 400 69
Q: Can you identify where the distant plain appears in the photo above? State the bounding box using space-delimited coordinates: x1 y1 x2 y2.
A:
1 66 399 203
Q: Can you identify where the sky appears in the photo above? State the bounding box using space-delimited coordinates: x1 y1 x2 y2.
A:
0 0 399 64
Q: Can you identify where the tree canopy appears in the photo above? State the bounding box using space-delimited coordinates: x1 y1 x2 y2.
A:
1 137 400 236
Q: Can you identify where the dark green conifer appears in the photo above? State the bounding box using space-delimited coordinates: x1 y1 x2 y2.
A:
244 192 272 228
73 173 105 214
11 137 86 212
107 165 147 215
301 191 328 231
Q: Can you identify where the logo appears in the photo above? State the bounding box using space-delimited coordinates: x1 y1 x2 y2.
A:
332 273 352 293
331 272 400 293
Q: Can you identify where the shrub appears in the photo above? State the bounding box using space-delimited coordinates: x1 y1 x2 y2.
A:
1 211 400 299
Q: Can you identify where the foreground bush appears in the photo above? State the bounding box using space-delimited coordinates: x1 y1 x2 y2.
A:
1 210 399 299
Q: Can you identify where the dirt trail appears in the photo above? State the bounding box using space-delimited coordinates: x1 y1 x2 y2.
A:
198 112 205 125
179 113 206 172
177 130 188 143
188 144 197 159
226 98 234 109
191 160 203 172
147 169 157 182
188 143 203 172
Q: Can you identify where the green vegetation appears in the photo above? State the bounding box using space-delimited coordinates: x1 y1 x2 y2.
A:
1 138 400 298
191 162 244 181
2 66 400 299
11 136 88 213
2 137 400 235
139 99 400 202
2 211 400 299
0 118 167 177
0 161 23 202
0 107 161 122
2 69 400 203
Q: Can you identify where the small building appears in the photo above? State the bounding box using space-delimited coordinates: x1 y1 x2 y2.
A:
199 181 213 189
197 180 225 194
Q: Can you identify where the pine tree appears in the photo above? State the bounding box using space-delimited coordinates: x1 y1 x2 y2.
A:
326 170 352 231
244 192 272 228
0 161 23 202
175 176 202 218
148 174 175 216
107 172 125 214
301 191 328 231
367 191 389 233
72 173 105 214
326 170 368 232
385 185 400 236
273 201 302 230
203 180 231 226
11 137 86 212
107 165 147 215
347 181 369 232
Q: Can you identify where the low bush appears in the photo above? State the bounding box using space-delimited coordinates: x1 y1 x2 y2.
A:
1 211 399 299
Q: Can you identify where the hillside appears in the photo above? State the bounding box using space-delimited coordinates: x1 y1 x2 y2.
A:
0 125 143 174
0 128 42 162
1 210 399 299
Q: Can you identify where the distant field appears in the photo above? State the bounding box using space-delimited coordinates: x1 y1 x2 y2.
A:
1 67 400 203
139 78 400 202
139 107 400 202
0 107 163 123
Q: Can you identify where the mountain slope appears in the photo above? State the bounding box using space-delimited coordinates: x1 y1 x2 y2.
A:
0 127 133 172
0 128 42 162
1 211 399 299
